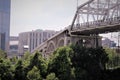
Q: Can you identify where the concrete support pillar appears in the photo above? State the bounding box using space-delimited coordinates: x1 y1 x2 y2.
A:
64 37 69 46
91 34 102 48
95 34 99 48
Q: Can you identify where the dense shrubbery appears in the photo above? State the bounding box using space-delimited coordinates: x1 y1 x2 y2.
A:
0 45 120 80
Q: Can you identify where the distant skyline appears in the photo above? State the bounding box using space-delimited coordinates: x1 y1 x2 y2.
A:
10 0 88 36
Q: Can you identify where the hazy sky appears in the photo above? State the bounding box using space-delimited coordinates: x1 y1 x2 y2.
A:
10 0 88 36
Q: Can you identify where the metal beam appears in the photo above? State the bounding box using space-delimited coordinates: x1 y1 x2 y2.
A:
79 11 105 15
70 0 94 31
78 0 94 10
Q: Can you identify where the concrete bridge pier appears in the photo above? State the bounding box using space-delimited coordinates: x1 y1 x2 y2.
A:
70 35 102 48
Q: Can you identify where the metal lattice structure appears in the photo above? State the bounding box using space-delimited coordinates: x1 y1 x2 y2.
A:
70 0 120 35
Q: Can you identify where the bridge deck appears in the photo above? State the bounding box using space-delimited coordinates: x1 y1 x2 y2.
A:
71 24 120 35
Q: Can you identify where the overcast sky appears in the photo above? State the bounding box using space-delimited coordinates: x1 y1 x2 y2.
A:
10 0 88 36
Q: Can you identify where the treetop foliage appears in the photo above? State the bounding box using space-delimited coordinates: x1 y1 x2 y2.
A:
0 45 119 80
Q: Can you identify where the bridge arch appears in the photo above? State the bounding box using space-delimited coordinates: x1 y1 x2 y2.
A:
58 38 64 47
47 41 56 54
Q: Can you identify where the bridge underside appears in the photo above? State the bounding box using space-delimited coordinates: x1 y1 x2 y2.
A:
71 24 120 35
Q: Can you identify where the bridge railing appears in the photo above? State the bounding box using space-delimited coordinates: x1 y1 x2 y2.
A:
73 16 120 31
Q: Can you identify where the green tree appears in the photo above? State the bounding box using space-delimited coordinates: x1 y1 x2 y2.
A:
70 45 108 80
14 60 26 80
10 56 18 64
105 48 120 68
23 51 31 60
0 50 7 59
22 52 33 68
27 66 42 80
27 52 47 78
105 48 117 60
46 73 59 80
48 46 73 80
0 58 13 80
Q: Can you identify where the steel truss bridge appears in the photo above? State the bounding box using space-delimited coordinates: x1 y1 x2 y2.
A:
32 0 120 56
70 0 120 35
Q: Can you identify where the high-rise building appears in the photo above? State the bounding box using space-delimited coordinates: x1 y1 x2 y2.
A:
0 0 10 52
18 29 57 56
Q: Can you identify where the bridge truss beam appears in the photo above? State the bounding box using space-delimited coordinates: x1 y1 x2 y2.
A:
70 0 120 34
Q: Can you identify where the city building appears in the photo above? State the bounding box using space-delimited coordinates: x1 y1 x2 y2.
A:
0 0 10 52
18 29 57 56
8 36 19 58
18 32 29 56
102 38 116 48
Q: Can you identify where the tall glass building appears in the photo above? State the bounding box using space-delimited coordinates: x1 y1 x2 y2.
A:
0 0 10 51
